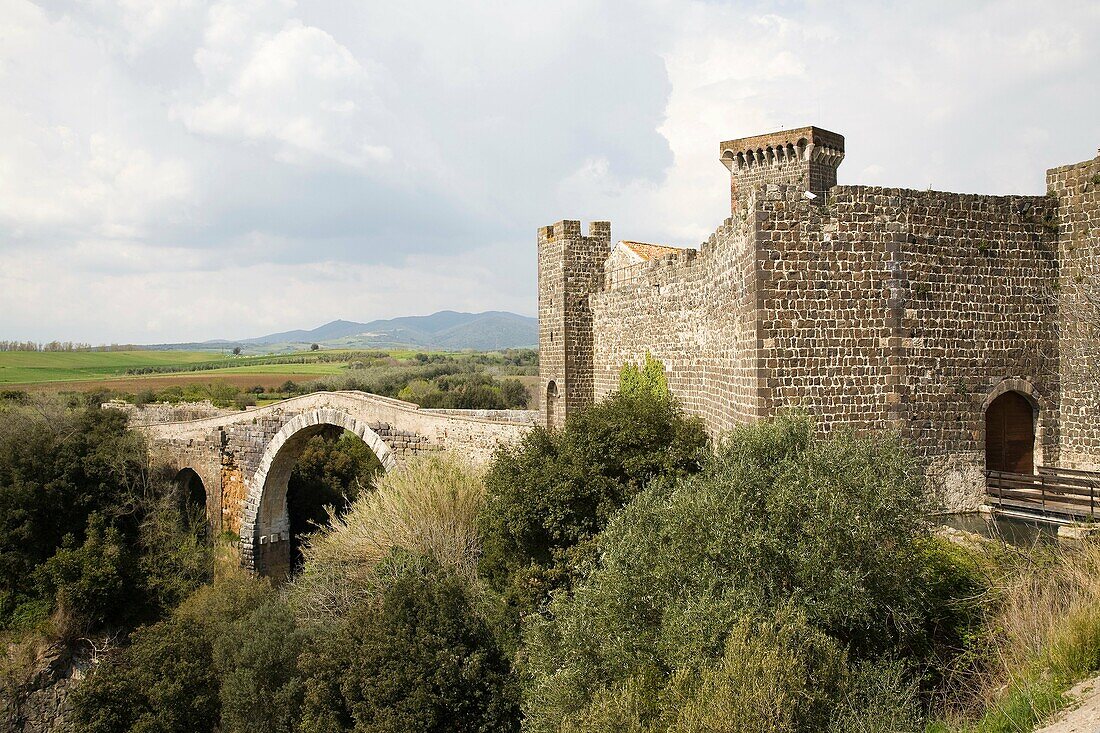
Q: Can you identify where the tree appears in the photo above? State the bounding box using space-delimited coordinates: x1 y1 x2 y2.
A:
299 556 520 733
310 343 320 351
232 346 242 356
619 350 670 400
520 413 959 732
0 404 147 629
478 390 708 617
69 579 301 733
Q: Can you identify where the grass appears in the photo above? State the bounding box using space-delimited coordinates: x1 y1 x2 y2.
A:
286 453 485 623
0 348 432 387
0 350 218 384
933 541 1100 732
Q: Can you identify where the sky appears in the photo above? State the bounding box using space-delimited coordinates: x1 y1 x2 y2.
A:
1 0 1098 344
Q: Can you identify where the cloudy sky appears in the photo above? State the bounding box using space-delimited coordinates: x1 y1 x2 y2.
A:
1 0 1097 343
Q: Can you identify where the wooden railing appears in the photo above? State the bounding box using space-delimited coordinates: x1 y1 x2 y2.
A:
986 467 1100 521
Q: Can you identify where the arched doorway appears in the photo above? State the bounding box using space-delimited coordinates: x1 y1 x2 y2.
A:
546 380 559 428
243 409 395 580
985 391 1035 474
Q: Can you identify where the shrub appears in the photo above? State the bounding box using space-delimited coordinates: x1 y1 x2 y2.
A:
68 578 300 733
286 430 384 571
618 350 669 400
478 390 708 615
0 404 148 629
936 541 1100 732
520 413 947 730
299 556 519 733
287 453 485 622
35 514 140 633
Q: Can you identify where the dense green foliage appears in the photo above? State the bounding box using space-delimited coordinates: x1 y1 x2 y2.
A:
618 351 670 400
8 373 1099 732
397 373 530 409
70 579 307 733
0 402 211 633
520 413 971 731
478 390 709 617
300 555 519 733
72 559 519 733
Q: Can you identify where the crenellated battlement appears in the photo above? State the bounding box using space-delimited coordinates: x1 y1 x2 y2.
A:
719 126 844 211
539 219 610 242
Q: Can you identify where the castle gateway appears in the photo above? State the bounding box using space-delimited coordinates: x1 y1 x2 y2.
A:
538 126 1100 512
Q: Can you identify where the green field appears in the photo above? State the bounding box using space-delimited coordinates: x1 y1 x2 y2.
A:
0 350 225 385
0 349 421 386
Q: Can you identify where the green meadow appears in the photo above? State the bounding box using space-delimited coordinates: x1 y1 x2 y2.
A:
0 350 221 385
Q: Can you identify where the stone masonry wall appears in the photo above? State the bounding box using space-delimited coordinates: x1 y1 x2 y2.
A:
752 185 1057 509
591 212 762 434
586 182 1061 511
1049 153 1100 471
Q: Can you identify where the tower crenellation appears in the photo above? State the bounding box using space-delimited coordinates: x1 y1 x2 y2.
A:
720 126 844 212
537 220 610 428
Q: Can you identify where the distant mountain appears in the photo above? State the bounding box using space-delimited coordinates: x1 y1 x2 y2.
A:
147 311 538 353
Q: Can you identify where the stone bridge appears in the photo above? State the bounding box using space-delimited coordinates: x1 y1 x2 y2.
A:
133 391 535 578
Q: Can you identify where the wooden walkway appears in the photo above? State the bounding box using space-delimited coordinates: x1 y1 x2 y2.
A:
987 467 1100 522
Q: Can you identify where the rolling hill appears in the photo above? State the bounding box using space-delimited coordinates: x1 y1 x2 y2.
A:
149 311 538 353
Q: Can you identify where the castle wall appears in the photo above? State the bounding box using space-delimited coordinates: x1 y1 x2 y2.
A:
590 214 762 434
542 128 1097 512
1049 153 1100 470
588 184 1060 511
754 186 1056 509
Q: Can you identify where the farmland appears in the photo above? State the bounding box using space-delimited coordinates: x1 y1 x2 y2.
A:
0 348 541 410
0 349 415 388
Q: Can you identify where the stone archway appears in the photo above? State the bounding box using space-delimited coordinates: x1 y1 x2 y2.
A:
240 408 396 578
545 380 559 428
174 467 211 539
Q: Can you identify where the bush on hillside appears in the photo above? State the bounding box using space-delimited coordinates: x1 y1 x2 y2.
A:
299 555 520 733
68 578 304 733
477 390 709 616
0 404 147 630
287 453 485 622
0 400 213 634
521 413 965 731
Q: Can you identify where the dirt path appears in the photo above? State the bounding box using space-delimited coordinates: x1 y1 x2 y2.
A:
1035 677 1100 732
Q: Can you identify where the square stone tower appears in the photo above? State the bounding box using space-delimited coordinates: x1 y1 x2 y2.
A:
537 220 611 428
719 126 845 212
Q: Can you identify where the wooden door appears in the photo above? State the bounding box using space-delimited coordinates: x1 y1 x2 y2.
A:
985 391 1035 473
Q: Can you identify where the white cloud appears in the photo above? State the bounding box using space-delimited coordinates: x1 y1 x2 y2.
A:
1 0 1098 343
185 6 391 168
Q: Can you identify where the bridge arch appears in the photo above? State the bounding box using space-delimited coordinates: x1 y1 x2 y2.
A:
240 408 397 579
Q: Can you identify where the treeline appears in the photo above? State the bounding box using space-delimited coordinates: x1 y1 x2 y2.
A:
123 348 538 376
0 342 144 352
